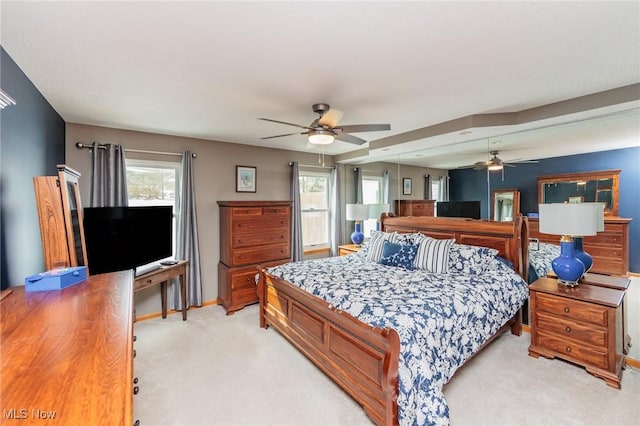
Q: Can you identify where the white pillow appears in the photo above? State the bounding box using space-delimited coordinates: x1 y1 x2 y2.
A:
414 237 455 273
366 230 397 262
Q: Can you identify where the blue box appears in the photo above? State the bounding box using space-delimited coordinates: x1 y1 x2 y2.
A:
25 266 88 292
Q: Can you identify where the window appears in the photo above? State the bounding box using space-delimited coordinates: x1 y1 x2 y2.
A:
126 159 181 255
299 172 330 248
362 176 383 238
432 179 442 202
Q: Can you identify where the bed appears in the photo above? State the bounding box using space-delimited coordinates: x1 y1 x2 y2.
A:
528 239 560 282
257 215 530 426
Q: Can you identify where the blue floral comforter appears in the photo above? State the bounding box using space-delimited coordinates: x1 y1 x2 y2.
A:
267 252 529 426
529 241 560 282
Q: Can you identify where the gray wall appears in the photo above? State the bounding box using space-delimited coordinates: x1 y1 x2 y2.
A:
1 47 65 289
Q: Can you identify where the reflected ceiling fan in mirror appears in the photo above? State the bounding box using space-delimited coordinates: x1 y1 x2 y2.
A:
259 103 391 146
473 150 538 171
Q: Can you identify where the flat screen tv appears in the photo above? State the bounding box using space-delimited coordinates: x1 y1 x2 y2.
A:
436 201 481 219
83 206 173 275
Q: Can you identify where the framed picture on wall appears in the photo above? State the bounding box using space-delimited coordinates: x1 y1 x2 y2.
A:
402 178 412 195
236 166 256 193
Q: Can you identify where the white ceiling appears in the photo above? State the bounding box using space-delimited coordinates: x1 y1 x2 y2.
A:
2 1 639 169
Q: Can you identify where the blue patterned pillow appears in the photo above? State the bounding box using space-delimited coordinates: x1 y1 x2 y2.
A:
414 238 455 273
392 232 424 246
378 241 418 270
366 230 397 262
448 243 499 275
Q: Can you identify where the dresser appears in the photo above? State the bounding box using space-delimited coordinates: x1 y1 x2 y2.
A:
218 201 292 314
528 277 626 388
1 270 136 424
338 244 362 256
395 199 435 216
528 217 631 276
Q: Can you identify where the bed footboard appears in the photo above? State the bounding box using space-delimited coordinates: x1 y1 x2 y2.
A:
257 266 400 426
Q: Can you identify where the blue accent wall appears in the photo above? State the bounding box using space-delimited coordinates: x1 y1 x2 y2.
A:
0 47 66 289
449 146 640 272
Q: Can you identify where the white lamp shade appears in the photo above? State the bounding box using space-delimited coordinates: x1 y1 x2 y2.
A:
539 203 601 236
346 204 369 221
367 203 390 219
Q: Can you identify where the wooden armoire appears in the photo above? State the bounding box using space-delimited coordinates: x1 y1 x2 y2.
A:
217 200 292 314
33 165 88 271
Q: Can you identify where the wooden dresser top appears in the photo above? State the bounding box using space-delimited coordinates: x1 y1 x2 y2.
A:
1 270 134 424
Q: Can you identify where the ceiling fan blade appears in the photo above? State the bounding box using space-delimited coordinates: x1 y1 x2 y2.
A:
318 108 345 128
258 117 313 130
336 124 391 133
335 133 368 145
504 164 517 168
473 162 488 170
261 132 300 140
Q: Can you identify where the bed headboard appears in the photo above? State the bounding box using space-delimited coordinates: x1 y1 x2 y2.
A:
381 214 530 281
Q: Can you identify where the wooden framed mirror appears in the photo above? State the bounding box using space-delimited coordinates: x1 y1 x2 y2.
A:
492 189 520 221
537 170 620 216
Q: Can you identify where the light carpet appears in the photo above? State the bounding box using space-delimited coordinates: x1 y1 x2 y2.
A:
133 304 640 426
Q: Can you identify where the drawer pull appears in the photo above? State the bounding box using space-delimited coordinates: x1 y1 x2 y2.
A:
563 307 570 313
565 326 571 333
565 346 572 353
146 279 152 284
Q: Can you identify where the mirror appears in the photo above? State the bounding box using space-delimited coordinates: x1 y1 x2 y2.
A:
538 170 620 216
492 189 520 221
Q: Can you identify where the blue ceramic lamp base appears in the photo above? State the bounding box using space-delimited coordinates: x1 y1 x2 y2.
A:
350 222 364 246
573 236 593 277
551 237 586 287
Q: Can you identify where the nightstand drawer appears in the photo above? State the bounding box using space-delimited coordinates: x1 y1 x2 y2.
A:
535 293 608 326
536 313 606 348
537 331 607 370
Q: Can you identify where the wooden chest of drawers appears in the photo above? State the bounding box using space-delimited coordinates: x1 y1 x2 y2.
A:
218 201 292 314
528 277 626 388
394 199 435 216
528 217 631 276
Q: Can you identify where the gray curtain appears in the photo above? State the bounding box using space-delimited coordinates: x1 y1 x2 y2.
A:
329 166 342 256
171 151 202 309
439 175 450 202
354 167 363 203
424 174 431 199
90 142 128 207
382 170 390 204
290 161 303 261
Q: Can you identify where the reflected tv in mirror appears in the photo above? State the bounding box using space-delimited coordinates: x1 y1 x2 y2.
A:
83 206 173 275
436 201 481 219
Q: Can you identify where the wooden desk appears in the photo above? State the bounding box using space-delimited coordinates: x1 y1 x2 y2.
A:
134 260 188 320
1 270 135 424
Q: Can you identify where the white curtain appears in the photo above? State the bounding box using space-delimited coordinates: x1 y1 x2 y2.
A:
90 142 128 207
290 162 303 261
329 166 342 256
439 175 450 202
170 151 202 309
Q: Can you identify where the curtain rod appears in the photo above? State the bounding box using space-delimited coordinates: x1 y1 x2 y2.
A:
75 142 197 158
288 162 334 169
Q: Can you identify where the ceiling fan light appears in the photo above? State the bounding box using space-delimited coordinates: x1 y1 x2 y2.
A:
488 163 503 171
308 130 334 145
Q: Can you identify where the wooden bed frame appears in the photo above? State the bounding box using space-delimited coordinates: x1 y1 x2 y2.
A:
257 215 529 426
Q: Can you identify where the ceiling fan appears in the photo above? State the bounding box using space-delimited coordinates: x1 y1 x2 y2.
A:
259 103 391 146
473 151 538 171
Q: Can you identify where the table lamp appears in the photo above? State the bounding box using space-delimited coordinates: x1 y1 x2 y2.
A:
368 203 391 231
573 202 605 275
539 203 600 286
346 204 369 246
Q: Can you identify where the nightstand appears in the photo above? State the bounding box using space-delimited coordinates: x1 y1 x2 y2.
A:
528 277 626 389
338 244 362 256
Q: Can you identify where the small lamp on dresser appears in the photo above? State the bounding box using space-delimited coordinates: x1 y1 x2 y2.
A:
346 204 369 246
573 202 605 275
539 203 603 286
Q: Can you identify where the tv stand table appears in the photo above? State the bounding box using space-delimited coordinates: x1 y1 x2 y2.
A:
134 260 188 320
